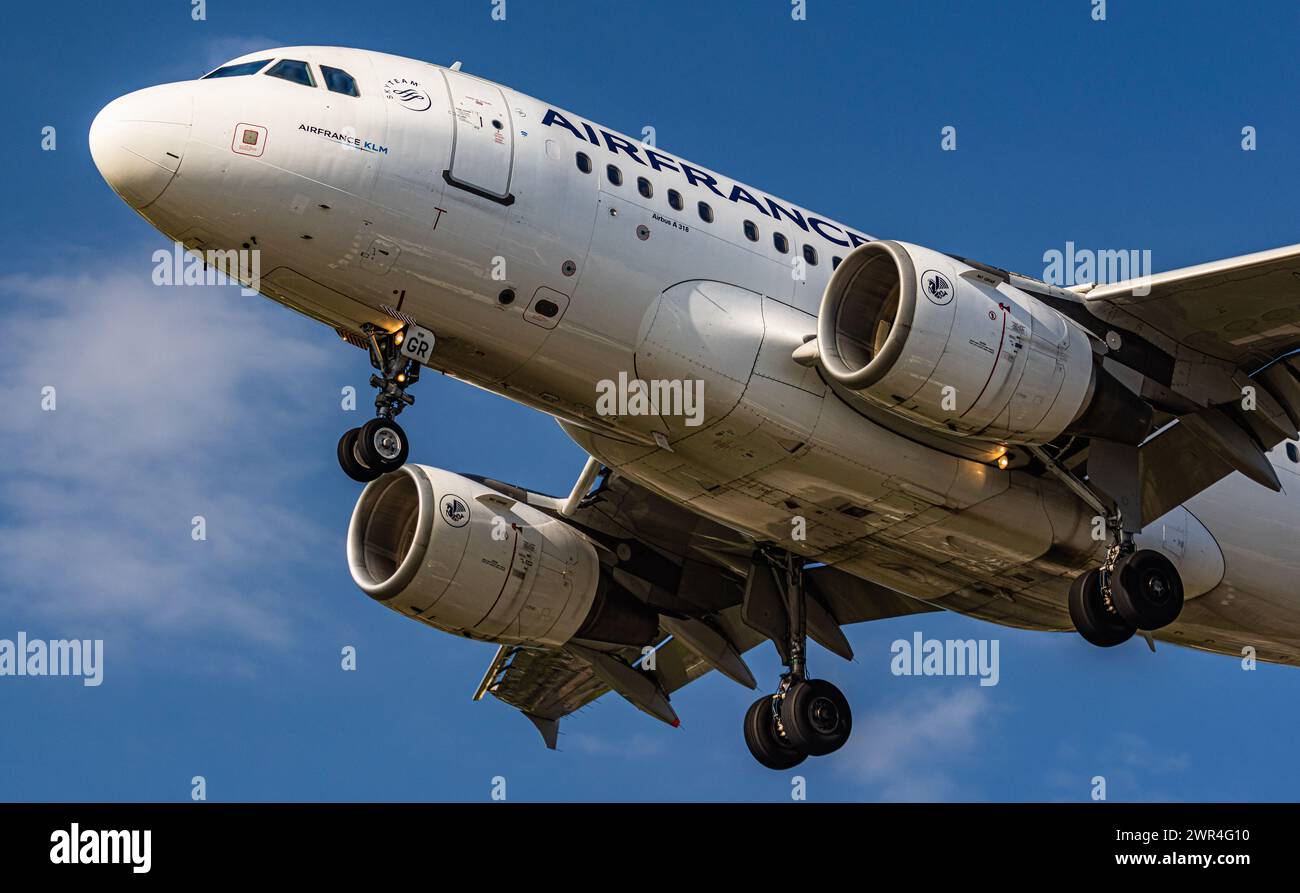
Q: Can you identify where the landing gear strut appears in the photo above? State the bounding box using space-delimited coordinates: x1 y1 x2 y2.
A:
338 324 418 483
742 549 852 770
1067 514 1185 648
1028 445 1187 648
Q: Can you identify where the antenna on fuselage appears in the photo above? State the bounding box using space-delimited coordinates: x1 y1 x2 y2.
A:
450 60 463 71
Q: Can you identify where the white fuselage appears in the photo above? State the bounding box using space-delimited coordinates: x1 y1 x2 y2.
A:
91 46 1300 664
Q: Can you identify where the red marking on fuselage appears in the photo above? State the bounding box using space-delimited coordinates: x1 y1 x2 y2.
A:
959 307 1009 419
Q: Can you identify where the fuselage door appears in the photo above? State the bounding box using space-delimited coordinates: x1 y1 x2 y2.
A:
441 69 514 203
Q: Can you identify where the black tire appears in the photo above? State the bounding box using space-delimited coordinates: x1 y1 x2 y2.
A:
357 418 409 472
1111 549 1184 630
337 428 381 483
779 679 852 757
743 695 806 770
1068 568 1135 647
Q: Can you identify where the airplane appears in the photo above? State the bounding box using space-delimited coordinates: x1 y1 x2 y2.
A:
88 46 1300 769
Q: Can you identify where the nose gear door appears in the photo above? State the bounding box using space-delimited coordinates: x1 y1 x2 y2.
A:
440 68 515 204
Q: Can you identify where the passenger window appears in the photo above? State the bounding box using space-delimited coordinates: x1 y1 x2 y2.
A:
803 244 818 265
576 152 592 174
832 256 843 270
774 233 789 254
743 220 759 242
637 177 653 199
202 59 272 79
321 65 360 97
265 59 315 87
1288 443 1299 463
698 201 714 223
668 189 683 211
606 164 622 186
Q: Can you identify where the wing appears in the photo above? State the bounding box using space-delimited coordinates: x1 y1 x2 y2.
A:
1083 243 1300 368
468 468 936 749
1040 245 1300 524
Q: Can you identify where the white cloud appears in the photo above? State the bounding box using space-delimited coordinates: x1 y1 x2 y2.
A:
563 730 665 758
1047 732 1191 802
832 687 997 801
0 261 341 648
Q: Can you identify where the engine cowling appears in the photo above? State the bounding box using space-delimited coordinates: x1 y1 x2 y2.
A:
348 465 612 647
816 240 1102 444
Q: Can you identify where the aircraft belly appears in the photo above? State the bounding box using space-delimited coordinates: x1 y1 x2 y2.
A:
569 343 1099 610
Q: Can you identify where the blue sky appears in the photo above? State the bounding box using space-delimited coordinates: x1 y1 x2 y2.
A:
2 0 1299 802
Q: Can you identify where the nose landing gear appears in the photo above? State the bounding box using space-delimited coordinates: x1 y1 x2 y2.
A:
741 550 853 770
338 324 419 483
338 417 410 483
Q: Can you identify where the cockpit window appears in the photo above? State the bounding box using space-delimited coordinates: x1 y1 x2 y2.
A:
321 66 360 97
265 59 315 87
201 59 271 79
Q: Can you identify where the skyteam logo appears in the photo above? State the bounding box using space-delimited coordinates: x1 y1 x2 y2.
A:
441 495 470 528
922 269 953 305
383 77 432 111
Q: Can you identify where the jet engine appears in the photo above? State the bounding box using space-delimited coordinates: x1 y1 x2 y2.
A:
815 240 1147 445
348 465 656 647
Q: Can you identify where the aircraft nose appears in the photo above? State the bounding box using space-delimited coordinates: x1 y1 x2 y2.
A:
89 84 193 209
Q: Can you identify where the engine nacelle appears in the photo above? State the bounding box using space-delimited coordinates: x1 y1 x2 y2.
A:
816 240 1100 444
348 464 607 647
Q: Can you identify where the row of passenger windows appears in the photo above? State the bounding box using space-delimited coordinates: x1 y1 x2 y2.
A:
576 151 842 268
201 58 360 97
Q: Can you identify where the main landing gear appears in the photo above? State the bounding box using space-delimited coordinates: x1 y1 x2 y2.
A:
1027 444 1186 649
338 324 417 483
1068 518 1185 648
742 550 853 770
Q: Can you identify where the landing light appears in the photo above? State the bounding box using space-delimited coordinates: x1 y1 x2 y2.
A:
997 455 1010 470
